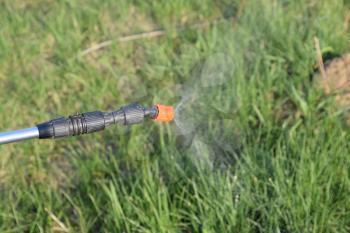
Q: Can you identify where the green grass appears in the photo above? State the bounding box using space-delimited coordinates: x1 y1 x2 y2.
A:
0 0 350 232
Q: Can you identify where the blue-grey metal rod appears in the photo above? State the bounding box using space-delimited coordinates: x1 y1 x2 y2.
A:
0 127 39 145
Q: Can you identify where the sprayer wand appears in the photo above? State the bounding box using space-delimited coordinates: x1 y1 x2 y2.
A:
0 103 174 145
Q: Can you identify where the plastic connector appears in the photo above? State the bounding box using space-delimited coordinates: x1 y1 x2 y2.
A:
37 111 106 139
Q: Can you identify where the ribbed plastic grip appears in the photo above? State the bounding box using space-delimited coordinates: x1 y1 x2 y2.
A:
68 114 86 136
122 103 145 125
65 112 105 136
52 117 70 137
37 111 106 139
83 112 105 133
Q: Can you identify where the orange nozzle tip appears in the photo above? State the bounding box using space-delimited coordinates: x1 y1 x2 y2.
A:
154 104 174 122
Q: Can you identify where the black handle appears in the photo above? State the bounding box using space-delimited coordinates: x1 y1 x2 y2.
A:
36 103 158 139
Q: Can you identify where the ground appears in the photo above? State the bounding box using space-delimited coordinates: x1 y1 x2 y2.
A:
0 0 349 232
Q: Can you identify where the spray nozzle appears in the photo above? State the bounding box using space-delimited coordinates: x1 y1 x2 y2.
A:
153 104 175 122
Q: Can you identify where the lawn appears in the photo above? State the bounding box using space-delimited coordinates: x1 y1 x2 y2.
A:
0 0 350 232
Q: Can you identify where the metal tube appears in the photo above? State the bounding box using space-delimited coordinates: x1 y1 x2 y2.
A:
0 127 39 145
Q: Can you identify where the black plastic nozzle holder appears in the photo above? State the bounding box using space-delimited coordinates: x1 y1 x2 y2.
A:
36 103 158 139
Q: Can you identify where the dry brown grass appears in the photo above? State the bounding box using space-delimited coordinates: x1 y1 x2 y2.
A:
317 53 350 107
